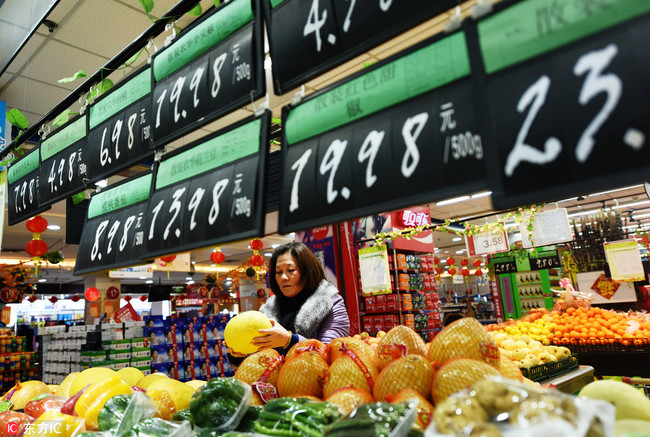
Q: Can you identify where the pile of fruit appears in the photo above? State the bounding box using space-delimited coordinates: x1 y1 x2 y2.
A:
492 332 573 370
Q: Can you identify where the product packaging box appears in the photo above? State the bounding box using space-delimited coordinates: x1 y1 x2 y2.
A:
145 327 166 346
143 316 164 328
163 319 185 345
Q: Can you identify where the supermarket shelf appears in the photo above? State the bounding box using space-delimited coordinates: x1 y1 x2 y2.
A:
541 365 595 394
517 282 542 285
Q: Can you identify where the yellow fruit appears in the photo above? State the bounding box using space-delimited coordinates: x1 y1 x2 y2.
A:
224 311 272 355
69 367 116 396
135 372 168 390
431 358 501 404
614 419 650 437
511 348 527 361
329 337 374 366
277 351 329 399
323 354 379 398
428 318 499 369
325 388 374 416
185 380 208 390
493 332 508 346
514 340 528 349
374 355 434 402
579 380 650 421
146 378 196 413
374 325 427 371
235 349 284 404
31 410 85 437
0 380 51 410
287 339 328 362
388 388 434 430
55 372 79 398
48 385 59 394
499 355 523 382
116 367 145 386
501 339 516 351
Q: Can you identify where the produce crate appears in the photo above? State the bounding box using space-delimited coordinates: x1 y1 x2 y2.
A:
521 353 579 382
553 338 650 353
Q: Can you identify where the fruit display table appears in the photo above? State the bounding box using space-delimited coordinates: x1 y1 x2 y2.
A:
542 365 595 394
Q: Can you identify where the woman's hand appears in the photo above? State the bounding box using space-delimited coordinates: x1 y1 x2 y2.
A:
253 320 292 349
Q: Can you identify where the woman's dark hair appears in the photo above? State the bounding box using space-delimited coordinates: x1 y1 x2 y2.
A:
269 242 325 296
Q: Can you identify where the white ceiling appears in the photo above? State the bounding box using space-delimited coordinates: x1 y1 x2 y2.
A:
0 0 647 288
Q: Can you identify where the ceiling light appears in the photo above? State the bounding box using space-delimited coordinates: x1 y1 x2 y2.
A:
145 280 153 284
456 250 466 254
290 233 295 238
139 277 147 280
191 261 196 264
264 253 272 257
187 281 195 285
471 191 492 199
47 225 60 230
271 244 280 249
440 259 447 263
226 277 231 280
436 195 470 206
95 179 108 188
185 277 192 281
38 279 46 282
632 212 650 219
589 185 642 197
452 237 462 242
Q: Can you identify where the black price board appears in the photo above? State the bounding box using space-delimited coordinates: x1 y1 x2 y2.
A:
142 112 269 260
476 0 650 210
278 31 487 233
7 147 50 225
491 258 518 274
151 0 265 147
74 172 152 275
85 67 154 184
263 0 456 94
530 250 561 271
38 115 88 207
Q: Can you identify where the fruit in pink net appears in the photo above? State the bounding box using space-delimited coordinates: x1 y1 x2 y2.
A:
431 358 501 404
373 355 434 402
374 326 427 371
428 318 500 369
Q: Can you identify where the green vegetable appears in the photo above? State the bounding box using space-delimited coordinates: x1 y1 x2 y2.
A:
125 417 185 437
189 377 250 430
323 402 414 437
255 398 342 437
235 406 261 432
98 394 131 431
172 408 193 426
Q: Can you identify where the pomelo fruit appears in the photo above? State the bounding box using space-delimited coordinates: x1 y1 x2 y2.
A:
235 349 284 405
373 355 434 402
374 326 427 371
323 353 379 399
428 318 500 369
69 367 116 396
499 355 524 382
277 351 329 398
431 358 501 404
54 372 79 398
146 378 195 412
286 339 328 362
329 337 374 366
0 380 52 410
325 388 374 416
579 379 650 421
117 367 145 386
224 311 273 355
135 372 168 390
388 388 434 430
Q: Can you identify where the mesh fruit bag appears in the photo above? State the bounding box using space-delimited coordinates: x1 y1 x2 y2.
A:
234 349 284 405
325 387 375 416
427 317 500 369
374 325 427 371
431 358 501 404
373 354 435 402
277 351 329 399
286 339 329 362
323 347 379 398
387 388 434 431
500 354 524 382
328 337 374 366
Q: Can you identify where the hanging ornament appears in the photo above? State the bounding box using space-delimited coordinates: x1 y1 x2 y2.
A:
435 267 443 276
124 295 132 302
28 295 38 303
26 240 48 257
85 287 100 302
49 296 58 304
448 267 457 276
475 268 483 276
26 216 48 234
433 257 440 265
246 267 256 277
160 254 177 279
249 239 264 251
473 259 482 268
250 254 265 267
70 295 82 303
210 249 225 264
249 240 266 277
446 257 456 266
139 295 147 302
462 268 471 276
460 258 469 267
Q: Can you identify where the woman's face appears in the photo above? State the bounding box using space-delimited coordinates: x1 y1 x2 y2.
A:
275 253 304 298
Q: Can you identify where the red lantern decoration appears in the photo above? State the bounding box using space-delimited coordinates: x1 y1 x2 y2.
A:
210 251 225 264
28 295 38 303
49 296 58 304
473 259 482 268
435 267 443 275
250 254 265 267
85 287 100 302
462 268 471 276
448 268 457 275
26 216 48 233
475 268 483 276
139 295 147 302
160 254 176 264
249 239 264 251
26 239 48 257
124 295 132 302
446 257 455 266
433 257 440 265
70 295 82 302
460 258 469 266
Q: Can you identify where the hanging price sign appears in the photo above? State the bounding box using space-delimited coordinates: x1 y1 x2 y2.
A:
151 0 265 147
38 115 88 207
142 112 269 260
465 228 509 256
279 30 487 233
477 0 650 209
74 173 152 275
490 257 517 274
529 249 561 271
7 147 50 225
263 0 455 94
85 66 154 184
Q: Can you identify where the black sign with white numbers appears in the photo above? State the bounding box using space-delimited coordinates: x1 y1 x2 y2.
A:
74 173 152 275
476 0 650 209
7 147 50 226
530 251 561 271
151 0 264 147
491 258 518 274
142 112 269 260
263 0 456 94
86 66 153 184
38 115 88 207
279 30 487 233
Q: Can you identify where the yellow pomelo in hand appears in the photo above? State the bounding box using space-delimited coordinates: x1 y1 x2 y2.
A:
69 367 116 396
135 372 168 390
0 380 51 410
116 367 145 386
224 311 272 355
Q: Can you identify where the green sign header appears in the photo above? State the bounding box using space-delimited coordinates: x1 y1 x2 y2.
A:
270 0 284 7
8 151 39 184
40 115 86 161
88 173 152 219
89 68 151 129
155 119 261 190
285 32 470 145
478 0 650 74
153 0 254 82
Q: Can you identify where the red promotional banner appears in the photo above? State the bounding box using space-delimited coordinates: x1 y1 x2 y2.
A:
113 302 141 322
